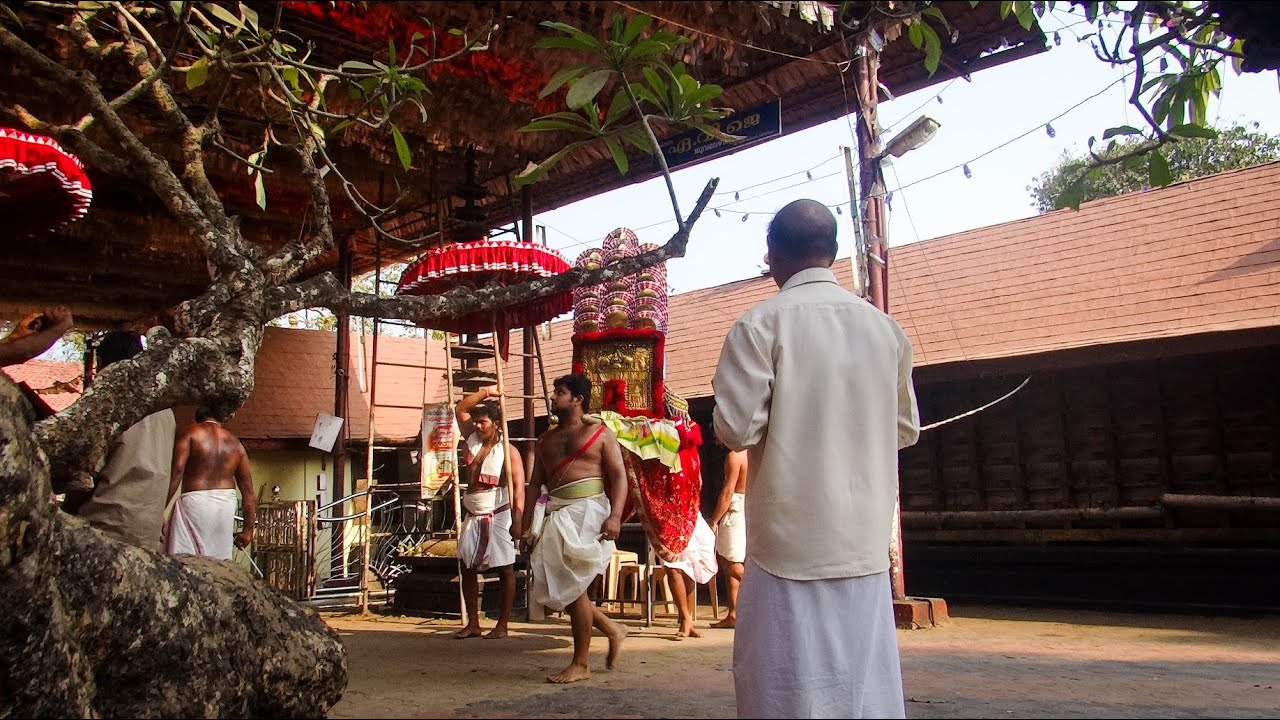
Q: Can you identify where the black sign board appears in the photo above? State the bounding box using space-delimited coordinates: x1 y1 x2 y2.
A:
658 99 782 170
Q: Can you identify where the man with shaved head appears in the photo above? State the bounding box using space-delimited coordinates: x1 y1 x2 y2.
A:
713 199 921 718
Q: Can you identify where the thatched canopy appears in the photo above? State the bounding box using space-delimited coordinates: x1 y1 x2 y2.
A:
0 1 1044 327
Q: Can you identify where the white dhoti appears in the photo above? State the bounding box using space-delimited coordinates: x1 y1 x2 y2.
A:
716 493 746 563
164 488 237 561
733 562 904 719
662 513 718 584
458 487 516 571
530 492 615 612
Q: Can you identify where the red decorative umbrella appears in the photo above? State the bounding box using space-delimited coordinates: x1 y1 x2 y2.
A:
396 239 573 335
0 128 93 239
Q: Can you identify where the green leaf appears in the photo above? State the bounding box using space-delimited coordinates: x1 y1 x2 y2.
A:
919 22 942 76
448 28 464 36
237 2 258 31
620 13 652 45
1055 175 1087 211
204 2 243 29
605 136 629 175
603 89 632 126
1101 125 1141 139
391 125 412 171
186 56 209 89
1014 2 1035 31
535 36 597 51
907 21 924 49
566 69 612 109
512 141 588 185
623 39 675 64
1148 149 1172 187
519 118 593 133
922 6 951 30
168 1 185 17
683 83 723 109
1169 123 1218 139
628 81 664 111
340 60 379 72
1121 155 1146 171
999 0 1014 18
254 170 266 210
538 21 602 52
282 66 300 93
539 65 591 99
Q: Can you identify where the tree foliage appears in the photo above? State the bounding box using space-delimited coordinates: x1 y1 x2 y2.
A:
836 1 1268 207
1029 122 1280 211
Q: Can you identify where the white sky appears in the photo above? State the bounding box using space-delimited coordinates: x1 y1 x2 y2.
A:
534 7 1280 296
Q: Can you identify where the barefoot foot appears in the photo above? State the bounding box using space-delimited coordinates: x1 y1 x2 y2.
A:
605 620 628 669
453 625 483 640
676 624 703 639
484 626 510 639
710 616 736 629
547 662 591 683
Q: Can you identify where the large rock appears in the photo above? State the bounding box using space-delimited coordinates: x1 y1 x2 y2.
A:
0 377 347 718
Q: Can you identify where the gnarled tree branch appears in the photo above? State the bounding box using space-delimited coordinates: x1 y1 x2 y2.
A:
263 179 719 322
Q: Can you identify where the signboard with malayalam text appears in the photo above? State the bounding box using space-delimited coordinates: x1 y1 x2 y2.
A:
658 99 782 171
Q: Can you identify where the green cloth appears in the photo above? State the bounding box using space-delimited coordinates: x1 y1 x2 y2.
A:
550 478 606 499
592 411 682 472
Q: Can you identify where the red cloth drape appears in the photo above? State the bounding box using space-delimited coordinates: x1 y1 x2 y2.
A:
396 239 573 334
0 128 93 239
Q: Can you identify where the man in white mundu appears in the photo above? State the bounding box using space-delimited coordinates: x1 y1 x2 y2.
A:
452 387 524 640
714 200 921 719
520 374 629 684
164 407 256 561
709 448 748 629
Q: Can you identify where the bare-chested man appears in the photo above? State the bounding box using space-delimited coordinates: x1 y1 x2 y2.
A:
520 373 628 683
709 447 747 628
163 407 255 560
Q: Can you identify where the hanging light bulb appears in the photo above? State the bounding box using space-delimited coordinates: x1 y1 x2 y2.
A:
962 163 972 178
734 191 740 201
1159 56 1168 72
741 213 749 222
1053 31 1061 46
806 171 813 180
1045 123 1056 138
714 208 721 218
835 205 843 215
936 95 943 104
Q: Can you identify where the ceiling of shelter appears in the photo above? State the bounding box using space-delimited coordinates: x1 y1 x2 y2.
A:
0 1 1044 327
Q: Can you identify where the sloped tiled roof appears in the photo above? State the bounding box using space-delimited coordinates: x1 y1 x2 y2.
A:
888 161 1280 367
1 359 83 412
177 161 1280 437
511 161 1280 409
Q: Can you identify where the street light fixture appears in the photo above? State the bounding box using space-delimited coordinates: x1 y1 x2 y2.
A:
883 115 941 159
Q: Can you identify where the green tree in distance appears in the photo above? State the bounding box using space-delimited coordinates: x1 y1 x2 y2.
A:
1028 122 1280 211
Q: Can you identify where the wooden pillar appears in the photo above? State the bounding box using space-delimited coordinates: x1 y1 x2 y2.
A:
331 235 353 578
852 45 908 601
522 185 537 459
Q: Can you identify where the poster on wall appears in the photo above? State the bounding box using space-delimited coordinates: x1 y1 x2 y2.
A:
420 403 458 496
309 413 344 452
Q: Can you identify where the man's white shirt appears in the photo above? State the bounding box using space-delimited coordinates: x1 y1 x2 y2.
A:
712 266 920 581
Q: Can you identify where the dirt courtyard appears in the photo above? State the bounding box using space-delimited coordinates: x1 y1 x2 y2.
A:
325 604 1280 718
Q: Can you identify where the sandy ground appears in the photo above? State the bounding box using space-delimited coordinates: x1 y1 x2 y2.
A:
325 604 1280 719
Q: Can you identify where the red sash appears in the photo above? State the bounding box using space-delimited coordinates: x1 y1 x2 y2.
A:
548 425 607 483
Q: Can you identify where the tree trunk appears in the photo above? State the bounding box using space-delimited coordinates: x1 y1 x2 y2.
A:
0 377 346 718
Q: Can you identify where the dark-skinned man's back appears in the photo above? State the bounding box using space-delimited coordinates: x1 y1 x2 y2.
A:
164 410 255 560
